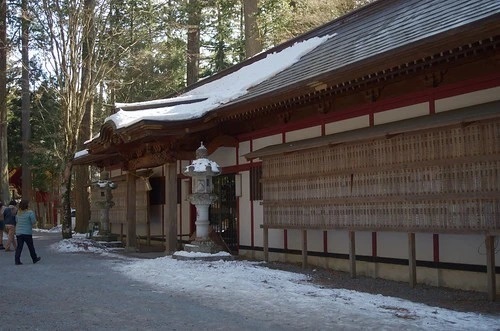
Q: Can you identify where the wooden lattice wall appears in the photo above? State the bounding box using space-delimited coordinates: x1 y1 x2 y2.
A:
90 177 148 232
262 118 500 233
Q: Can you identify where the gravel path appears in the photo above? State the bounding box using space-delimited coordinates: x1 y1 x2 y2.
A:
1 231 497 331
0 232 288 331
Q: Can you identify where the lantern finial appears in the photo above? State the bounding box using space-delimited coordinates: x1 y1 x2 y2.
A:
196 142 208 159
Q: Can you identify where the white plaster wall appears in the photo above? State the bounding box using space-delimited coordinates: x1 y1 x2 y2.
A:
415 233 434 261
110 169 122 177
374 102 429 125
238 140 251 165
435 86 500 113
253 134 282 150
208 146 236 167
269 230 441 261
439 234 500 265
251 134 282 162
267 228 284 249
356 231 372 256
285 126 321 142
377 232 410 259
238 171 252 247
327 230 349 254
307 230 324 252
287 229 302 250
325 115 370 135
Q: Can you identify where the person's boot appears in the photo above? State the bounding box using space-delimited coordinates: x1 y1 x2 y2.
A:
33 256 41 264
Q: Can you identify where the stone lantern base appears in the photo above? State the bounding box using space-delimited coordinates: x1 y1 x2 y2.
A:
93 233 119 243
173 239 233 261
183 238 224 254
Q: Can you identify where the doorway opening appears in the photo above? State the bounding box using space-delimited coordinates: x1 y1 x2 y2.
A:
210 174 238 253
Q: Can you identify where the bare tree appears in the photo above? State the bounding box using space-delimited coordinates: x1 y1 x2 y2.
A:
34 0 123 238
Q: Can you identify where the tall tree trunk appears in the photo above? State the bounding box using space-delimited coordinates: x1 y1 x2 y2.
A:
74 0 95 234
61 160 73 239
0 0 8 203
186 0 201 86
243 0 262 58
21 0 31 201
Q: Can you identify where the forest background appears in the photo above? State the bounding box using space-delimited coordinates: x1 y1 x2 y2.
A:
0 0 370 238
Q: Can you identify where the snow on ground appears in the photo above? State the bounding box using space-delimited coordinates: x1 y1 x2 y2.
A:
48 235 500 330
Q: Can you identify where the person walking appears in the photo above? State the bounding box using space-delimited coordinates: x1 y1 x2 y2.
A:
3 200 18 251
14 199 41 265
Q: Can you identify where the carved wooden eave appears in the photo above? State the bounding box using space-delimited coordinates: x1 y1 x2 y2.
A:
76 23 499 170
124 147 176 171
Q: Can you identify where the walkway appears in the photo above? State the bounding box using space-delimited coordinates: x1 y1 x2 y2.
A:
0 232 287 331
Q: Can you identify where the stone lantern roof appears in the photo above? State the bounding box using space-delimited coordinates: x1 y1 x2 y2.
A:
183 143 221 177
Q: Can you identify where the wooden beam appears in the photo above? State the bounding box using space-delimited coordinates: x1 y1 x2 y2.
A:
164 163 178 254
126 172 137 251
146 187 151 246
349 231 356 278
408 232 417 288
302 229 308 269
263 226 269 262
486 235 497 302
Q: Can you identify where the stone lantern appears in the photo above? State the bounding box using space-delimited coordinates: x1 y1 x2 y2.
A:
183 142 222 252
93 172 117 241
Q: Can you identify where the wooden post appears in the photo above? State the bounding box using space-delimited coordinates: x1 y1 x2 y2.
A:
164 163 178 254
263 226 269 262
146 190 151 246
126 172 137 251
408 232 416 288
349 231 356 278
486 235 496 301
120 223 124 243
302 229 308 269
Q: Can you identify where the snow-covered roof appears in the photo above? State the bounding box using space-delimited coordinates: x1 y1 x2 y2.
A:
105 0 500 132
106 35 333 129
75 0 500 162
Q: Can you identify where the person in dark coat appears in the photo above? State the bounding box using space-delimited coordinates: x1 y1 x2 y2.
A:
3 200 18 251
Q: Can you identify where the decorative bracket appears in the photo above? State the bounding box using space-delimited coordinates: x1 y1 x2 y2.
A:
364 87 383 102
424 70 447 88
278 111 291 124
317 100 333 114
